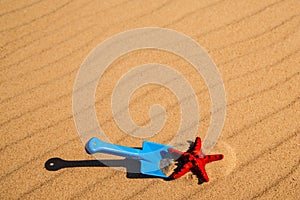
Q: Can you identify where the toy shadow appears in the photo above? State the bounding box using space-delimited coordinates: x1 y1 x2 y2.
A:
45 157 165 179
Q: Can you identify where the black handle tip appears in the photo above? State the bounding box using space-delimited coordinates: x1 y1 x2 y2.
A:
45 157 64 171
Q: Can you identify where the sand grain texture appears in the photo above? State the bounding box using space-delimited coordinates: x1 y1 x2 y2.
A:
0 0 299 199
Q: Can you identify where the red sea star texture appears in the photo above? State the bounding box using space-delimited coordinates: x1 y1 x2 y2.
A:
168 137 224 183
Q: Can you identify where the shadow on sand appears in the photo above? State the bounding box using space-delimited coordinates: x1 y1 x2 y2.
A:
45 157 167 179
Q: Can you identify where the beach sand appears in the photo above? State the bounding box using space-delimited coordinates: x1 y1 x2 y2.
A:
0 0 299 199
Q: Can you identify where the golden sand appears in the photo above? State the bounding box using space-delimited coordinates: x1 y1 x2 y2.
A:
0 0 299 199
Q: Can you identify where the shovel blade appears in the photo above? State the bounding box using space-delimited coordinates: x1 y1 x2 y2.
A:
140 141 172 178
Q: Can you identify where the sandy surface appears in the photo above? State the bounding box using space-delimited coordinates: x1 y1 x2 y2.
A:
0 0 299 199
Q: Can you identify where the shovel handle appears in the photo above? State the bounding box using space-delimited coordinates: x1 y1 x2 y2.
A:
85 137 142 160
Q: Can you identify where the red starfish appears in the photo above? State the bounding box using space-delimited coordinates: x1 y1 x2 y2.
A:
168 137 223 183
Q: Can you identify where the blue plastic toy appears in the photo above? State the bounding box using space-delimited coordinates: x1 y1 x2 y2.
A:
85 137 173 178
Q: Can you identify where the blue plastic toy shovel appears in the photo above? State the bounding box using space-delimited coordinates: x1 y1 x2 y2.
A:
85 137 173 178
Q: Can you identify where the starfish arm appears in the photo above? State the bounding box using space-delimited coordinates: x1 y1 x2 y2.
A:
192 137 202 155
171 162 193 179
204 154 224 164
193 159 209 182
